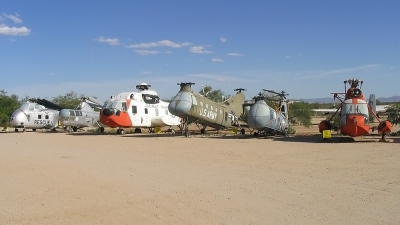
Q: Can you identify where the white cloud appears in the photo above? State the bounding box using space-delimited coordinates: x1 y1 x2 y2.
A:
181 42 192 46
227 53 242 56
189 46 212 54
95 36 120 45
3 13 22 23
0 24 31 36
212 58 224 62
127 40 190 49
220 37 227 42
135 49 160 55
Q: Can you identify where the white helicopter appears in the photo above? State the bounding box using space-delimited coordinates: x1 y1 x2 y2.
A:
99 83 181 135
246 90 289 137
59 96 104 132
9 98 61 132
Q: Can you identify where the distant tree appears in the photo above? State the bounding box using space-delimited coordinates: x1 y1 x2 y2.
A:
52 91 82 109
0 90 20 127
199 85 227 102
386 103 400 126
288 102 312 127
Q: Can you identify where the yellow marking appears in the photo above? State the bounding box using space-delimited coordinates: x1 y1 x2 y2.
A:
322 130 331 138
231 128 238 134
155 127 161 134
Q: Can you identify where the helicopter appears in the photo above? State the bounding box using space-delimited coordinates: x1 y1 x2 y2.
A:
9 98 61 132
168 82 246 137
318 78 392 141
246 90 289 137
59 96 104 132
99 83 181 135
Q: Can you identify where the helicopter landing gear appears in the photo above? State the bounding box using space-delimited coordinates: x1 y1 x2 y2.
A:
184 130 190 137
240 128 245 135
100 127 105 133
200 128 206 134
117 128 125 135
134 128 142 133
15 128 18 133
72 126 78 132
253 131 259 137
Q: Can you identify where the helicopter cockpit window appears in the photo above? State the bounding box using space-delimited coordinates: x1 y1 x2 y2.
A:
122 102 127 111
111 101 123 110
103 101 110 108
35 104 40 110
105 101 113 108
20 103 29 110
142 94 160 104
132 106 137 114
29 104 35 111
342 103 368 117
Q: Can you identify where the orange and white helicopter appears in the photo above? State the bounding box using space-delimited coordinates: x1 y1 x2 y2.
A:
99 83 181 134
318 78 392 141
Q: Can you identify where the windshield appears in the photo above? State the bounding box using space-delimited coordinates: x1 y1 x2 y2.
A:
19 103 29 110
111 101 123 110
342 103 368 117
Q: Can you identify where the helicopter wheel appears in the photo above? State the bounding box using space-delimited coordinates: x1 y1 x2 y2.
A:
134 128 141 133
15 128 18 133
22 128 26 132
240 128 245 135
116 128 120 134
184 130 190 137
32 129 36 132
100 127 105 132
72 126 78 132
200 128 206 134
253 132 258 137
120 129 125 135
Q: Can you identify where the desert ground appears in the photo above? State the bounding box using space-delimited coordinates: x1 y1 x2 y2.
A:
1 125 400 225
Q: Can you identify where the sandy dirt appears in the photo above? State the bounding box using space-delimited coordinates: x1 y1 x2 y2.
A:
1 127 400 225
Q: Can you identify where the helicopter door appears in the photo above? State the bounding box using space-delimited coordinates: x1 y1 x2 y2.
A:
130 105 140 126
143 108 151 126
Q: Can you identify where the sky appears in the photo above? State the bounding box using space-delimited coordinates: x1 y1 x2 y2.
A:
1 1 399 102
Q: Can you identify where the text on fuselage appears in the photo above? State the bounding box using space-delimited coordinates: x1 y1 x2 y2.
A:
199 108 217 120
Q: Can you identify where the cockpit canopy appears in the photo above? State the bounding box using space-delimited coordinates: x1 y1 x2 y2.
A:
19 102 45 111
104 100 127 111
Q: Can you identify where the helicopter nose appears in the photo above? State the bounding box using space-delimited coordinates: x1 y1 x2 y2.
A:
102 108 115 116
10 110 26 126
168 92 193 116
247 100 270 129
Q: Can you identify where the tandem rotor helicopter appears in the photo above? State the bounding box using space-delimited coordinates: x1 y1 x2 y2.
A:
99 83 181 135
247 89 290 137
168 82 246 137
318 78 392 141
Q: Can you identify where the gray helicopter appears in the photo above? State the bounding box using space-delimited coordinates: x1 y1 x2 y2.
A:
9 99 61 132
59 96 104 132
247 90 289 137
